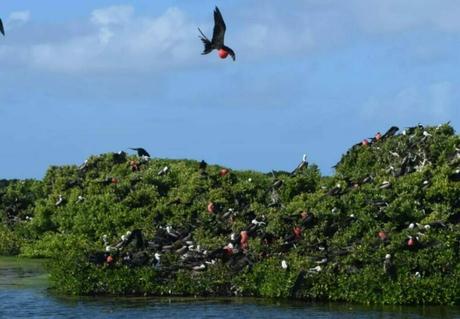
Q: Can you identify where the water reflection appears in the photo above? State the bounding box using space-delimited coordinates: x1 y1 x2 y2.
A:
0 256 48 289
1 257 459 319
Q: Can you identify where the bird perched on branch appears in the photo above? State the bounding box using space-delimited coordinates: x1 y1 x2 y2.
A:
381 126 399 139
198 7 236 61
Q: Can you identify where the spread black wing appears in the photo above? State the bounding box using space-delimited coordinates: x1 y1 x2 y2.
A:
0 19 4 36
130 148 150 157
211 7 226 47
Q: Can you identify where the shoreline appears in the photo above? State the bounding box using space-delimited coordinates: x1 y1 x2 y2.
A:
1 123 459 304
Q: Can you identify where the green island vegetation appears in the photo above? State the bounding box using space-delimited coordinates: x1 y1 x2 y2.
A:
1 123 459 305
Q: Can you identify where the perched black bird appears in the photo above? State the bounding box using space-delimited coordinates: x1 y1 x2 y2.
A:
426 221 447 229
448 169 460 182
381 126 399 139
199 160 208 176
130 148 150 158
369 200 389 208
272 179 283 189
198 7 235 61
112 151 127 164
0 19 4 36
290 270 307 298
383 254 396 278
199 160 207 170
327 184 342 196
290 154 308 176
361 175 374 184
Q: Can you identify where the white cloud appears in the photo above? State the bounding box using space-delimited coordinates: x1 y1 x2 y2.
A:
234 1 460 61
8 11 31 24
5 11 31 31
91 5 134 26
0 3 364 74
2 6 198 73
3 2 460 75
361 81 458 122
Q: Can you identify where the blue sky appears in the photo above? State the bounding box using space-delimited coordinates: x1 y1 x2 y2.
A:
1 1 460 179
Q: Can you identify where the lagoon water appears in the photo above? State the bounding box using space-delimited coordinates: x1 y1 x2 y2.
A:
1 257 459 319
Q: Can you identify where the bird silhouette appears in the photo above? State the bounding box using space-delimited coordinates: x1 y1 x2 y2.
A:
129 148 150 158
381 126 399 139
0 19 4 36
199 160 207 170
198 7 235 61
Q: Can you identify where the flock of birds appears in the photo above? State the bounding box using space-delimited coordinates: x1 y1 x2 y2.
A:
3 6 460 300
3 122 458 295
68 146 313 275
0 7 235 60
85 123 460 279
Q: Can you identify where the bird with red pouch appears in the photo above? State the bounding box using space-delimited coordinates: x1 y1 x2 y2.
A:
0 19 4 36
198 7 235 61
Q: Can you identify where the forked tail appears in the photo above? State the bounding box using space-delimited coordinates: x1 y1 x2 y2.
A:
198 28 213 54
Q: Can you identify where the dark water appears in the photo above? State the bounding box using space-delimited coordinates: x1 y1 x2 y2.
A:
1 257 459 319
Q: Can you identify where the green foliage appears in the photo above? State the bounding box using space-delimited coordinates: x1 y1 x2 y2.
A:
1 124 460 304
0 225 21 255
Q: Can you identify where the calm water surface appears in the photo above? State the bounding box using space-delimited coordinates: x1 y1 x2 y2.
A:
1 257 459 319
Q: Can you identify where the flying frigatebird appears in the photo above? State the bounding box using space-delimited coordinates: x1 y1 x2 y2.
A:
198 7 235 61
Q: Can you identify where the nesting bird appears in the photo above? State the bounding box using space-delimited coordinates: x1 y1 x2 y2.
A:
272 179 283 189
192 264 206 271
291 154 309 175
198 7 236 61
251 218 266 227
379 181 392 189
113 151 127 164
219 168 230 177
316 258 328 265
55 194 65 207
102 235 109 246
281 260 288 270
382 126 399 139
327 183 342 196
407 236 416 248
423 131 432 137
308 265 322 273
448 169 460 182
378 230 388 241
158 166 169 176
153 253 161 268
199 160 207 171
207 202 215 213
383 254 395 277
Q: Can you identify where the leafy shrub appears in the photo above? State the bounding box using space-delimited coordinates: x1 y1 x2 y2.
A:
1 124 460 304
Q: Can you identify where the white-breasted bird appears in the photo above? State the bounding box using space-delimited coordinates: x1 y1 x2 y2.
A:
281 260 288 269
